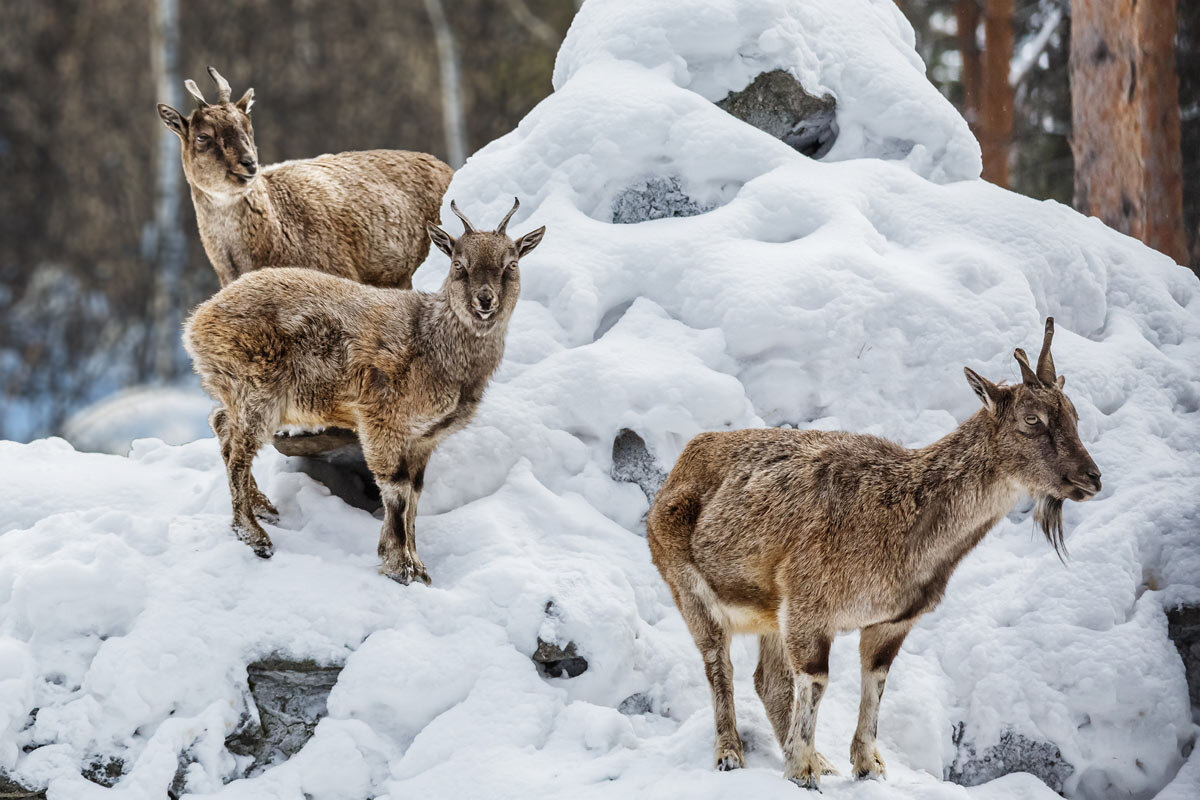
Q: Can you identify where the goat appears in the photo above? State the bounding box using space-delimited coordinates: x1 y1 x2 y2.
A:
158 67 452 289
183 198 545 584
647 319 1101 790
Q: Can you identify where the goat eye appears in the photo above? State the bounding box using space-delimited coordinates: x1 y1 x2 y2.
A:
452 261 465 274
195 134 209 144
1024 414 1040 425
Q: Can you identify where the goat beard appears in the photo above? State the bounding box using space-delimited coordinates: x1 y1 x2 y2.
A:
1033 495 1067 561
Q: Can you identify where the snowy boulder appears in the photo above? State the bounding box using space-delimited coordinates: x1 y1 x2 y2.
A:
553 0 982 182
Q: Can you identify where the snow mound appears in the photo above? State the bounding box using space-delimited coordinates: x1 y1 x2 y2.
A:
553 0 981 183
61 385 214 455
3 1 1200 799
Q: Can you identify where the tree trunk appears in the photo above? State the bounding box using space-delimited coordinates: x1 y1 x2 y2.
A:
955 0 982 128
148 0 188 379
1070 0 1188 263
980 0 1014 186
1139 1 1189 262
423 0 468 168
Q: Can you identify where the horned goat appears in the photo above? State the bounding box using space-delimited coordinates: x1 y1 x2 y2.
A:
184 198 545 585
158 67 452 288
647 318 1101 790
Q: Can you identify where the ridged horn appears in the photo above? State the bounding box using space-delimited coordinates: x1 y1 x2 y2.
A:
207 66 232 103
450 200 478 233
496 197 520 235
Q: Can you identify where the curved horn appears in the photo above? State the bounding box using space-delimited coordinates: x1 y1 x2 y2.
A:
495 197 520 235
1036 317 1057 384
183 79 208 107
1013 348 1040 385
450 200 478 234
207 66 232 103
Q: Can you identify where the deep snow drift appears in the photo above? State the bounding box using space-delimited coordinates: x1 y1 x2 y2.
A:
2 1 1199 798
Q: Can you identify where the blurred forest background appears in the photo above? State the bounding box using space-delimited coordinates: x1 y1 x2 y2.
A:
1 0 1197 442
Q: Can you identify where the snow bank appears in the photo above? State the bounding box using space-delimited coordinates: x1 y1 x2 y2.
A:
2 1 1199 799
61 385 213 455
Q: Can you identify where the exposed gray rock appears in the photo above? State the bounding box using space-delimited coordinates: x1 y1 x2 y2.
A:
946 724 1072 793
273 428 381 513
611 176 716 224
533 638 588 679
82 756 123 788
716 69 839 158
0 771 45 799
611 428 667 503
1167 604 1200 712
617 692 654 716
224 658 343 778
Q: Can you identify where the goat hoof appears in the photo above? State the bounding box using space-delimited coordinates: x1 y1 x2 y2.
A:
787 776 821 792
384 562 431 586
851 746 886 781
715 753 744 771
816 752 840 776
233 521 274 559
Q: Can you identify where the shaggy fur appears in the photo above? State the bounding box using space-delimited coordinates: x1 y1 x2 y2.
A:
184 198 545 585
646 318 1101 790
158 67 452 288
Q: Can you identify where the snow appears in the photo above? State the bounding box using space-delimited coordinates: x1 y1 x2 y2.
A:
2 1 1199 799
61 385 213 455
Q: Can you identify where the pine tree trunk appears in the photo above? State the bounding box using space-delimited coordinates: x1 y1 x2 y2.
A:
980 0 1014 187
1070 0 1188 263
1139 0 1189 262
956 0 982 128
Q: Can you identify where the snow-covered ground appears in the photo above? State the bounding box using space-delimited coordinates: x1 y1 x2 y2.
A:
3 1 1199 798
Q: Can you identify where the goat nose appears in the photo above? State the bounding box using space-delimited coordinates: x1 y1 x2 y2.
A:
239 156 257 173
477 291 495 310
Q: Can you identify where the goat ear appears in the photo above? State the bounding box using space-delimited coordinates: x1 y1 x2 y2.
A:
1056 374 1066 389
515 226 546 258
963 367 1003 414
427 223 455 257
158 104 187 138
236 88 255 114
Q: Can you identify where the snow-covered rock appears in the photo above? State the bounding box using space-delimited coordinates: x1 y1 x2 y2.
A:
2 1 1198 799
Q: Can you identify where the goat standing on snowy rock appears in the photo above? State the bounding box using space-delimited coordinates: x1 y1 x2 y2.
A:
647 319 1101 790
184 198 545 585
158 67 452 288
